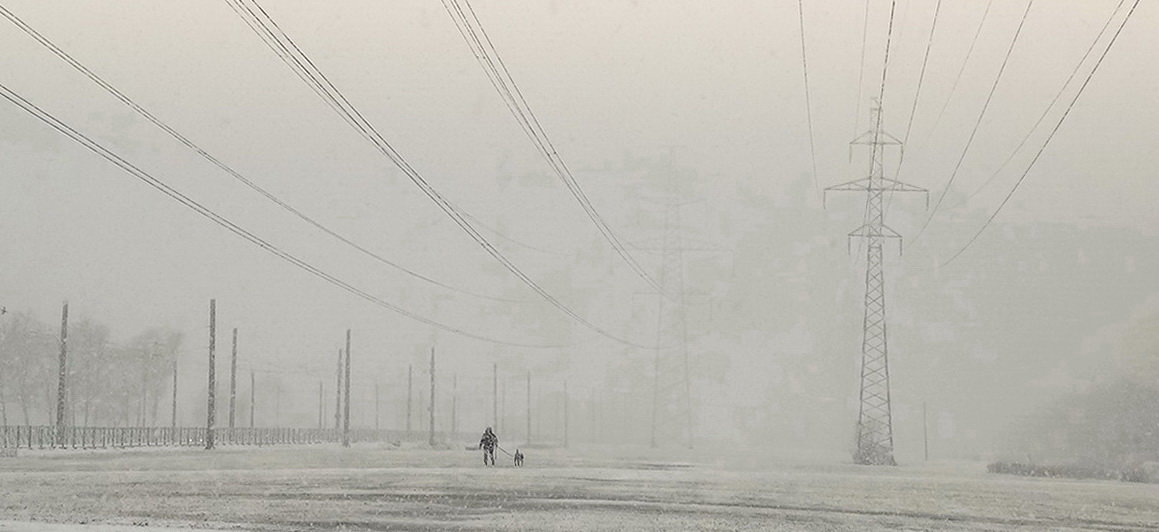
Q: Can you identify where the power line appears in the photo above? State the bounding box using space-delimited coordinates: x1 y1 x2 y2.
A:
852 0 871 138
222 0 655 348
453 0 659 293
233 0 651 346
884 0 943 219
896 0 943 173
796 0 820 195
439 0 662 293
456 210 571 257
872 1 898 142
942 0 1140 267
0 83 565 349
959 0 1127 206
927 0 994 136
849 0 897 263
0 5 528 306
916 0 1035 241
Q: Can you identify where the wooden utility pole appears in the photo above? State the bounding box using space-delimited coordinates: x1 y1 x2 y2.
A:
590 387 597 444
229 328 238 429
139 347 148 426
492 363 498 430
451 373 457 437
55 301 68 443
650 345 659 449
406 364 413 433
205 299 216 450
923 401 930 462
342 329 351 447
170 360 178 430
563 380 569 448
334 348 342 430
275 378 282 426
428 346 436 446
526 371 531 444
249 370 255 428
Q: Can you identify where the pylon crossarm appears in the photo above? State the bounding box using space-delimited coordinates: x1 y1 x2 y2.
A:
879 178 927 193
828 178 925 195
850 224 907 255
878 179 930 210
848 225 903 240
850 130 874 145
849 130 903 146
826 177 873 193
879 225 907 255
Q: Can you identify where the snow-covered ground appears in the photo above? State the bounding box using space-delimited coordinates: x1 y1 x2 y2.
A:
0 521 235 531
0 444 1156 530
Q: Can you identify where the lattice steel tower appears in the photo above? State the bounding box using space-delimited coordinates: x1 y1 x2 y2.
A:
648 199 694 450
826 100 926 465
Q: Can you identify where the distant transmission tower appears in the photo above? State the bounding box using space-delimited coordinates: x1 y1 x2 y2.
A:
826 100 926 465
636 195 721 450
649 199 694 450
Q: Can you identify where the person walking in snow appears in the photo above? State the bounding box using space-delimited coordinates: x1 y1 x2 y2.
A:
479 427 498 466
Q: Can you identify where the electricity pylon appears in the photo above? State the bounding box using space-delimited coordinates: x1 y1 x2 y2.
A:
649 199 694 450
825 100 926 466
635 197 721 450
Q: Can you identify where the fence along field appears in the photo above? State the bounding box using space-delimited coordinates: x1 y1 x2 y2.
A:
0 426 474 451
0 302 479 454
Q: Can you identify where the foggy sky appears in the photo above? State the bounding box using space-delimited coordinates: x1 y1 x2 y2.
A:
0 0 1156 460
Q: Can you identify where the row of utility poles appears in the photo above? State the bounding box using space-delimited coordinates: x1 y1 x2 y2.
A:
204 300 356 449
329 356 575 449
53 299 250 438
51 299 574 450
48 299 352 449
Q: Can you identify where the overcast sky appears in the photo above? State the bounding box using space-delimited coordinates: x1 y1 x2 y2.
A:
0 0 1155 458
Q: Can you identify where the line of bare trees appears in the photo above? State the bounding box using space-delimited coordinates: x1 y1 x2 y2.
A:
0 309 182 428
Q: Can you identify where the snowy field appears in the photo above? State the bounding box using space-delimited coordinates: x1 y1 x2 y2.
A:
0 444 1156 531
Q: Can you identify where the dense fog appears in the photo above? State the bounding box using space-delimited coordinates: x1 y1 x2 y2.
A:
0 0 1155 469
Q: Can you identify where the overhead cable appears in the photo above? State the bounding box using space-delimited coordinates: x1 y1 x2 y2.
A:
916 0 1035 241
0 83 566 348
439 0 663 293
874 0 898 133
960 0 1127 205
884 0 942 218
0 5 528 305
456 210 572 257
928 0 995 135
795 0 820 195
942 0 1140 266
852 0 871 138
222 0 657 349
894 0 943 176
